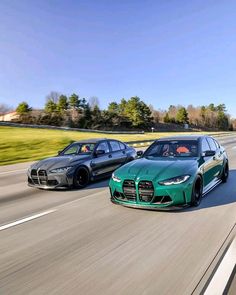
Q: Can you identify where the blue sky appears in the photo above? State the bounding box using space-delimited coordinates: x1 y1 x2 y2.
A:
0 0 236 116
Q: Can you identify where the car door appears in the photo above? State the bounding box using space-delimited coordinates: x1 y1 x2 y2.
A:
207 137 223 179
90 141 114 178
201 137 215 186
108 140 128 171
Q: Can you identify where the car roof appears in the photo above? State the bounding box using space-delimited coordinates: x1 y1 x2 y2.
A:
73 138 124 144
156 135 207 142
73 138 107 144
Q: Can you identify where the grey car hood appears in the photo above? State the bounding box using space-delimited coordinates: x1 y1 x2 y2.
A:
31 155 91 171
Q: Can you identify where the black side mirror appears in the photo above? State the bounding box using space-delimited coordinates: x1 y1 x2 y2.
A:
137 150 144 157
58 150 62 156
94 150 105 157
203 150 216 157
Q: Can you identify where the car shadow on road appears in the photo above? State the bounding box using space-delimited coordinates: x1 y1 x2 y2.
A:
185 169 236 212
53 177 110 192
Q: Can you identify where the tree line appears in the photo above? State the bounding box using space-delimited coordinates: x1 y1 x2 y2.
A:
5 91 235 131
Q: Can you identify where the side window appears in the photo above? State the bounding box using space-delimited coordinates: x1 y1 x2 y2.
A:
110 140 121 152
79 143 95 153
214 139 220 148
201 138 210 153
63 144 79 155
96 142 110 154
119 142 126 150
207 138 217 151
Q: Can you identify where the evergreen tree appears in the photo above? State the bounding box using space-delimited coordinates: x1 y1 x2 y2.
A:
69 93 80 109
124 96 152 127
57 95 68 113
163 112 170 123
176 107 189 124
16 102 32 115
45 100 57 113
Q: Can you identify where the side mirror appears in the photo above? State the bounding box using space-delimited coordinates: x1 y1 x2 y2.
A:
94 150 105 157
58 151 62 156
137 150 144 157
203 150 216 157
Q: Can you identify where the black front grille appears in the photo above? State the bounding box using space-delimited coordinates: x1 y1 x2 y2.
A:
31 169 38 184
31 169 37 176
30 169 48 185
138 181 154 202
123 180 136 201
38 170 47 177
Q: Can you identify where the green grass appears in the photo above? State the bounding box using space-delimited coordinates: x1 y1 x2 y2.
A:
0 126 229 166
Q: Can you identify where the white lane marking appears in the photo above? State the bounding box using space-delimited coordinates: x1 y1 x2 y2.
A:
0 169 26 175
204 238 236 295
0 188 107 231
0 210 56 231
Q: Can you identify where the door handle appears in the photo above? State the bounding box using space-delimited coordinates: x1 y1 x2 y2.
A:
213 156 216 160
108 154 112 158
122 151 126 154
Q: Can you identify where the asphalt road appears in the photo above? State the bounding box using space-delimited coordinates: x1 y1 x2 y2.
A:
0 134 236 295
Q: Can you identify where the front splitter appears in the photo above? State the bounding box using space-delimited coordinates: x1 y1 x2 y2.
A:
111 198 189 211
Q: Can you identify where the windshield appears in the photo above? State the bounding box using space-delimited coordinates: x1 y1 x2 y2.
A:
61 143 96 155
144 140 199 158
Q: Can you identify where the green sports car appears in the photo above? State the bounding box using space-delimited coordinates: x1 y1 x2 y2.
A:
109 135 229 210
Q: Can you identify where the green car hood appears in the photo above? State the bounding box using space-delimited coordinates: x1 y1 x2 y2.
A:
115 157 198 182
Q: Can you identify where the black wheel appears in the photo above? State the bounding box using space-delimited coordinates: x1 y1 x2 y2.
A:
73 167 90 188
191 176 203 207
221 162 229 183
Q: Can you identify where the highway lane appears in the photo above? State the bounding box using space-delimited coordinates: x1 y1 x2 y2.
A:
0 134 235 225
0 134 235 294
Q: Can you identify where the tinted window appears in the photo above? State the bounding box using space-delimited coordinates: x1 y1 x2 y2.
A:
201 138 210 153
119 142 126 150
110 141 121 152
79 143 95 154
63 144 78 155
207 138 217 151
62 143 96 155
96 141 110 153
144 140 198 158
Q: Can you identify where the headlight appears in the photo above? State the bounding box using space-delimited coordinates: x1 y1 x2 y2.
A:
112 173 122 183
158 175 190 186
49 166 73 173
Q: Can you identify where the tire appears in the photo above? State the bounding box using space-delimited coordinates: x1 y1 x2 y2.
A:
221 162 229 183
73 167 90 188
191 175 203 207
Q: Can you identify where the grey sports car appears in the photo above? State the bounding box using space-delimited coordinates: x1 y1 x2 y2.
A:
28 138 137 189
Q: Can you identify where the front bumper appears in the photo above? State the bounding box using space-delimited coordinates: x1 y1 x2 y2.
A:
109 177 193 210
28 168 74 189
111 198 189 211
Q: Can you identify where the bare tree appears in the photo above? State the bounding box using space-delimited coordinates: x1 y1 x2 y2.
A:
89 96 100 110
46 91 61 103
149 104 160 124
0 103 14 114
187 105 201 126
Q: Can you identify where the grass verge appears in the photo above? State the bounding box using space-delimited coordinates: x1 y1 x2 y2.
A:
0 126 229 166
